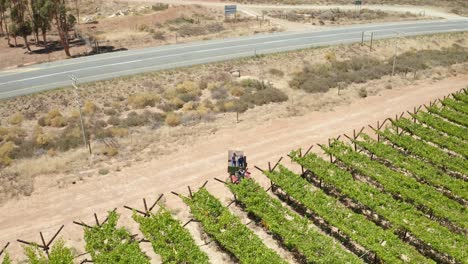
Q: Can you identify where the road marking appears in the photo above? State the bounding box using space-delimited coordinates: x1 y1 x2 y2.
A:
0 19 465 78
0 26 460 98
0 24 466 98
1 22 465 87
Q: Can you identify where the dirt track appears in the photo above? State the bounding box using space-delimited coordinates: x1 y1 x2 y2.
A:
1 74 467 260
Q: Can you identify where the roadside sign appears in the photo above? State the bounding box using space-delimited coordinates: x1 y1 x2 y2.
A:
355 0 362 5
225 5 237 16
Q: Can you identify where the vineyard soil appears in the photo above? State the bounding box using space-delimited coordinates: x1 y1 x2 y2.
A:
0 74 466 260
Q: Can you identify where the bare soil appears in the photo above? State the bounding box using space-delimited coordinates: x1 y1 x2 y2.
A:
0 3 278 70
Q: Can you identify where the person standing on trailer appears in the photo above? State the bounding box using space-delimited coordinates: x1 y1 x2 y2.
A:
238 155 244 168
231 153 237 167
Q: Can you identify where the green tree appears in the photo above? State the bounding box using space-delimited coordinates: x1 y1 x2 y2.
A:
50 0 74 56
31 0 51 47
0 0 11 46
10 0 32 51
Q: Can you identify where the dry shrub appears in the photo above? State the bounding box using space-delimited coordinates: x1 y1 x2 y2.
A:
107 116 121 126
152 3 168 11
0 171 34 203
241 87 289 106
38 109 67 127
0 142 15 166
54 126 83 151
99 168 109 175
181 111 201 126
0 126 27 144
358 87 368 98
217 99 249 113
109 127 129 137
229 86 245 97
268 68 285 77
9 113 24 125
33 126 50 146
122 112 148 127
290 46 468 94
165 113 181 127
83 101 98 115
169 97 185 109
152 31 165 40
102 146 118 157
182 101 199 112
129 92 161 109
211 86 229 100
104 108 118 116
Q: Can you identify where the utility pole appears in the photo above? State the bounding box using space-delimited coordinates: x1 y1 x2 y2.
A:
70 75 92 155
391 38 399 77
390 31 404 78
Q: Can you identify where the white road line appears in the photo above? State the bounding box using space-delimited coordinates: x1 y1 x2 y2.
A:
0 26 460 97
1 23 465 86
0 19 464 77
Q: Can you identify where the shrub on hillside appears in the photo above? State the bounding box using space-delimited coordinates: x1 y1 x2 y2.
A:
84 101 98 115
53 126 83 151
121 112 148 127
165 112 181 127
268 68 285 77
211 86 229 100
241 87 289 106
38 109 67 127
0 141 15 166
0 127 27 144
9 113 24 125
129 92 161 109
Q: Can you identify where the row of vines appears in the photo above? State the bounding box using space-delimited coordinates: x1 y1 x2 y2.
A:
1 89 466 264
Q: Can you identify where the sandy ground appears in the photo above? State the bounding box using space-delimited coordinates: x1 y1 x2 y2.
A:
130 0 464 19
0 73 466 261
0 0 460 70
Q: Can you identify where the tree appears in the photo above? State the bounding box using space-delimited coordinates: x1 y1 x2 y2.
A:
0 0 11 46
9 22 17 46
31 0 51 47
15 20 32 50
10 0 32 51
50 0 75 57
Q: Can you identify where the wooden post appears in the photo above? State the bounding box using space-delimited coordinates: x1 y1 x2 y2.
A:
370 32 374 51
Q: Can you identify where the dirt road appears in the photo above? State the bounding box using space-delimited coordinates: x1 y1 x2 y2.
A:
128 0 465 20
1 75 467 260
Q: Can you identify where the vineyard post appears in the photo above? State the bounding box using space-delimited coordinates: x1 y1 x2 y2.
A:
303 145 313 156
40 232 49 257
376 121 380 142
353 130 357 151
0 242 9 257
124 195 164 217
327 139 333 163
17 225 65 259
200 181 209 189
271 157 283 172
188 186 193 199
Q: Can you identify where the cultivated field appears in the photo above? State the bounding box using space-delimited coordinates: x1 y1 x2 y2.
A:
0 88 466 263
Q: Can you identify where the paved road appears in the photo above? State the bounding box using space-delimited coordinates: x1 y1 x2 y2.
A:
1 19 467 99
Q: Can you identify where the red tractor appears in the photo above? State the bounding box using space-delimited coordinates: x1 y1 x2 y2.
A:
228 150 251 184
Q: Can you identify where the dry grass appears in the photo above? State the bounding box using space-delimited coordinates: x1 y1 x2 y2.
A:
234 0 468 16
267 8 425 26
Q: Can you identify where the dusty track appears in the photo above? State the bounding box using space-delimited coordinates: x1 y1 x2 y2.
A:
127 0 465 20
1 75 467 259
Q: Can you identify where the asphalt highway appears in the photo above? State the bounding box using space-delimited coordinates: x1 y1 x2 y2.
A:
0 19 467 99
